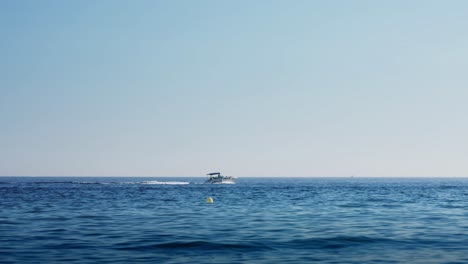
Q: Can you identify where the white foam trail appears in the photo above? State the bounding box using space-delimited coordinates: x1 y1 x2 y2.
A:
141 181 189 185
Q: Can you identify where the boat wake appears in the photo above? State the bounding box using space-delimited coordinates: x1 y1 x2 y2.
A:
140 181 189 185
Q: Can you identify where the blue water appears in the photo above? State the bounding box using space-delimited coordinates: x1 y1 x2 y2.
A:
2 177 468 263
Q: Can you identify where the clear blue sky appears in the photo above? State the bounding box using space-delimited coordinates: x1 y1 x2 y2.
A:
1 0 467 176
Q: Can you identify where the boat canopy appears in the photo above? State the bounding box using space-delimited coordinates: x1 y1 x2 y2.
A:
207 172 221 176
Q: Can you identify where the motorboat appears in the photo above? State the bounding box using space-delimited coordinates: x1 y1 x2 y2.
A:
205 172 236 184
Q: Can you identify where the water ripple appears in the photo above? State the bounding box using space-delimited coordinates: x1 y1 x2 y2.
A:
2 177 468 263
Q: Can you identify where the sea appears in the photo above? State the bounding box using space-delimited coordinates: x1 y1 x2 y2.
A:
1 177 468 264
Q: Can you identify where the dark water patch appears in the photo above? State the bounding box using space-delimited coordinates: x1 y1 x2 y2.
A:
28 181 75 184
440 204 467 209
380 203 403 209
25 207 46 213
0 219 22 225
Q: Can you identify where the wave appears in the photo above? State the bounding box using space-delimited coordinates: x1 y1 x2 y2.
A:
116 236 406 252
278 236 465 250
117 240 271 251
283 236 396 250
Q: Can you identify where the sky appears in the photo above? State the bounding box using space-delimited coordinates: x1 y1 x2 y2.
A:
1 0 467 177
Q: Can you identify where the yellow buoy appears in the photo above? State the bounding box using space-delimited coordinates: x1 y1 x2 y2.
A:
206 197 213 203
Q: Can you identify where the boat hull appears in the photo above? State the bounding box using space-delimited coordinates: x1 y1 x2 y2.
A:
205 179 236 184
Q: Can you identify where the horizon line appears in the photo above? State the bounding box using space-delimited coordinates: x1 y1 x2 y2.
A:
1 175 467 178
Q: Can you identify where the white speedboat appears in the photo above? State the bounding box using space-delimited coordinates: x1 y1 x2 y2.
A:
205 172 236 184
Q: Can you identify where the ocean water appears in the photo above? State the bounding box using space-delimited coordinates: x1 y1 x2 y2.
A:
1 177 468 263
